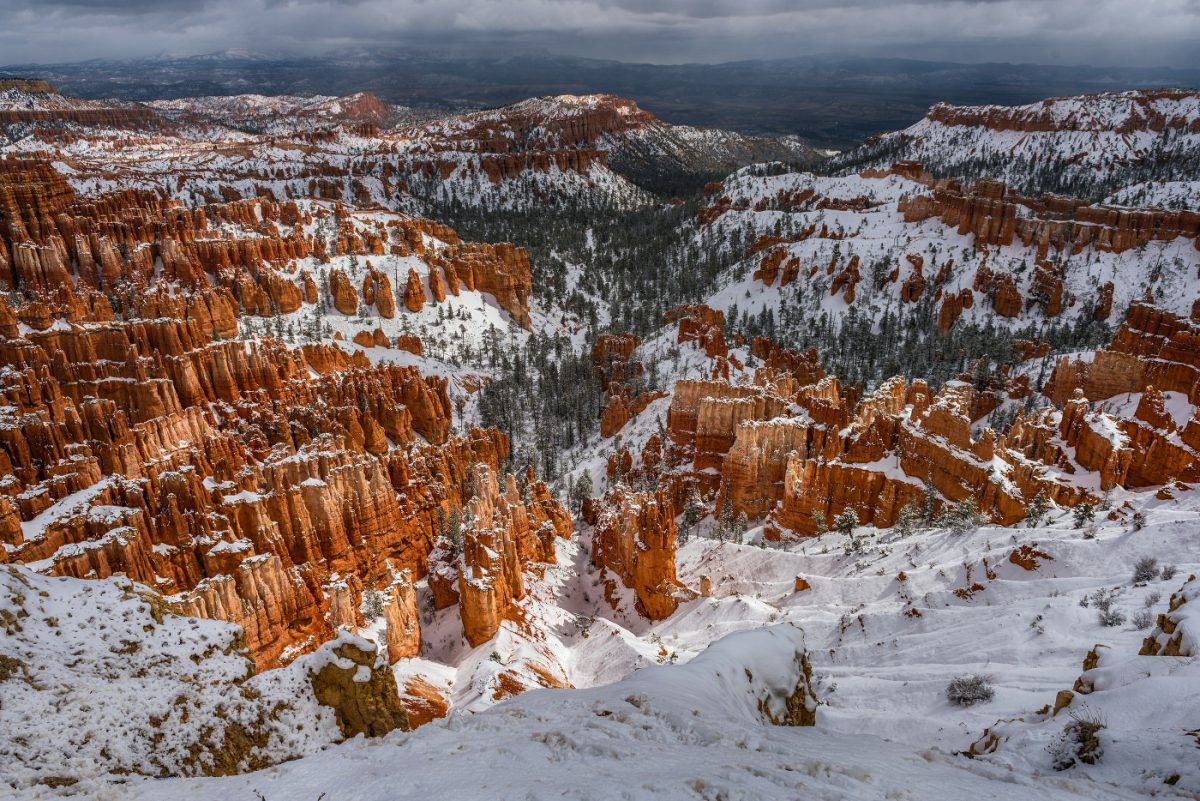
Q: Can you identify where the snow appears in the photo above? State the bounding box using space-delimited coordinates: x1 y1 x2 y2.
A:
691 168 1200 334
0 566 341 792
48 624 1121 801
18 478 118 543
40 479 1194 801
4 84 1200 801
835 90 1200 202
2 484 1177 800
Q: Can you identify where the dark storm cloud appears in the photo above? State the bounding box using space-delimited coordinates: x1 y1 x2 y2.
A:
34 0 206 8
0 0 1197 67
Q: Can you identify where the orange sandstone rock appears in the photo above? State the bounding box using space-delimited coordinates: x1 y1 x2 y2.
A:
592 485 692 620
403 269 426 313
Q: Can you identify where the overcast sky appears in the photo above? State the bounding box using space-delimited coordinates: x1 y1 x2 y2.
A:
1 0 1197 67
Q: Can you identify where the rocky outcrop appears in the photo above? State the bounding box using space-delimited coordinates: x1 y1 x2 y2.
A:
725 417 834 519
654 346 1128 537
668 304 727 359
590 331 670 439
403 268 426 312
362 268 395 318
444 243 532 328
592 485 691 620
443 463 571 646
600 384 667 438
925 90 1200 135
1046 303 1200 405
591 333 640 371
457 466 527 647
938 288 975 333
399 675 450 727
1140 574 1197 657
895 166 1200 258
382 568 421 662
307 633 410 737
393 334 423 355
750 338 824 388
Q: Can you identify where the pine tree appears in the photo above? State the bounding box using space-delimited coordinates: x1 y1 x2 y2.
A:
733 512 749 545
1072 502 1095 529
894 499 921 537
569 472 593 516
680 484 705 544
446 508 464 557
947 497 985 535
1026 490 1051 528
920 475 939 527
362 580 384 622
834 508 859 537
715 484 735 543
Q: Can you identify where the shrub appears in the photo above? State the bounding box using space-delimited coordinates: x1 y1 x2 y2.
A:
1048 714 1105 770
1072 503 1095 529
1133 557 1159 583
834 509 860 537
1144 591 1162 608
1161 564 1179 581
1098 607 1126 627
1131 511 1147 531
1089 588 1115 611
945 674 995 707
1132 609 1154 630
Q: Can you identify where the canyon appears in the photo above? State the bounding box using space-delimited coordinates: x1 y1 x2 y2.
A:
1 77 1199 801
0 153 573 700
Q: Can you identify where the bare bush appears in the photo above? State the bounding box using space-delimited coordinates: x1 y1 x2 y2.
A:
945 674 995 707
1133 557 1159 584
1089 588 1116 611
1132 609 1154 630
1048 714 1105 770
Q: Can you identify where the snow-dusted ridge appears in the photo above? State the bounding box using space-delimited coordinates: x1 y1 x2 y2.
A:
834 89 1200 199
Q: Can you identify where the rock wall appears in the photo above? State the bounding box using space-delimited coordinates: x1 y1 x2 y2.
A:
591 485 691 620
895 166 1200 259
1140 574 1198 657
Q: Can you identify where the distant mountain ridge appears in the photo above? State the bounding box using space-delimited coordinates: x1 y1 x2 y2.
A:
146 92 409 133
832 89 1200 199
0 84 814 208
3 52 1198 148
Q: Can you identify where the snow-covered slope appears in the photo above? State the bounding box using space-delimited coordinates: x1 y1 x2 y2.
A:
411 93 821 190
681 165 1198 388
0 565 343 790
834 90 1200 199
0 90 658 214
15 486 1198 800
